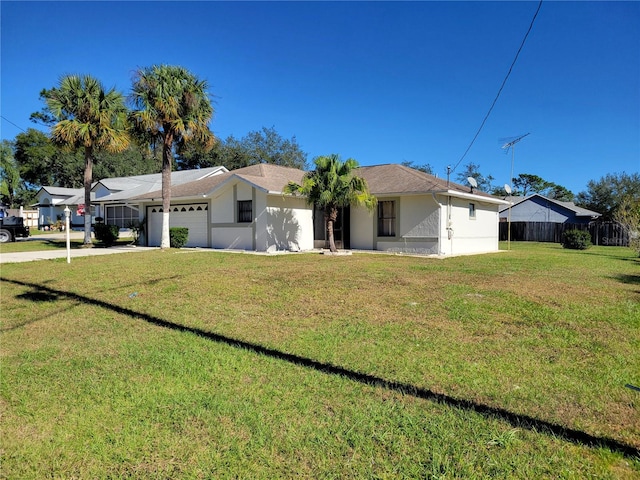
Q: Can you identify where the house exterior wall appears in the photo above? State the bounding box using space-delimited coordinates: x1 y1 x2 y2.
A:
210 182 253 249
441 196 499 255
208 181 313 252
350 204 375 250
257 195 314 251
501 197 579 223
350 194 440 254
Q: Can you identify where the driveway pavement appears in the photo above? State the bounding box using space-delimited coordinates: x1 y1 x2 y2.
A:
0 231 156 264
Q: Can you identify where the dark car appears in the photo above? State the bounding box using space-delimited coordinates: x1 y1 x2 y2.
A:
0 216 30 243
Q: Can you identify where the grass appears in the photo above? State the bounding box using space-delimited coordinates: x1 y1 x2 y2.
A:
0 234 135 252
1 242 639 478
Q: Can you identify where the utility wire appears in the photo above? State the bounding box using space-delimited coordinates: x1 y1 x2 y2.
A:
451 0 543 175
1 115 27 133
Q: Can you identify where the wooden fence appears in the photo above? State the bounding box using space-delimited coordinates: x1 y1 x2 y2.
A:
499 221 629 246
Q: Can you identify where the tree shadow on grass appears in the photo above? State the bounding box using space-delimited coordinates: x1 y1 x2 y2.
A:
2 277 639 460
613 273 640 286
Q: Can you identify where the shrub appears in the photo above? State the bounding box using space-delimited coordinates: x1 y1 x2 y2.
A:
169 227 189 248
94 223 120 247
561 229 592 250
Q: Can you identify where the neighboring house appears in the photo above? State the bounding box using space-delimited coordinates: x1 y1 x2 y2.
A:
499 194 601 223
35 166 228 230
34 186 88 228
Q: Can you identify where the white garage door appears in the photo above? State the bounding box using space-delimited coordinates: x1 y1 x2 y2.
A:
147 204 208 247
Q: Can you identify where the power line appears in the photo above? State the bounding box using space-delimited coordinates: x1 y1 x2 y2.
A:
1 115 27 133
450 0 543 175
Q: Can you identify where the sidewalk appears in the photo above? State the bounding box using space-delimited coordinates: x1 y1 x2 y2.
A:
0 231 156 264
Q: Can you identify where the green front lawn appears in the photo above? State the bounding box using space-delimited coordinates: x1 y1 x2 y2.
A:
1 243 638 478
0 235 135 252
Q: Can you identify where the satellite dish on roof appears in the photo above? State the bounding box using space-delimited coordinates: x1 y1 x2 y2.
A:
504 184 512 194
467 177 478 191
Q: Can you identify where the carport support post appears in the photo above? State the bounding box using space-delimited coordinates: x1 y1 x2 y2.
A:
64 206 71 264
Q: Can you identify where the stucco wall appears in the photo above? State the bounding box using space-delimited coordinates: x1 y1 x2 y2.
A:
441 196 499 255
350 205 374 250
350 195 440 254
210 183 235 224
256 195 314 251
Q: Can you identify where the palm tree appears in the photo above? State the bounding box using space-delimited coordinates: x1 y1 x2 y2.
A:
130 65 215 249
45 75 130 245
284 154 376 252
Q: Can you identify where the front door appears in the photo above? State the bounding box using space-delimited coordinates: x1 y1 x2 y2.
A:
313 206 350 249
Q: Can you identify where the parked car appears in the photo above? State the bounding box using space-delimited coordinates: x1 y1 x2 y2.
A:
0 216 30 243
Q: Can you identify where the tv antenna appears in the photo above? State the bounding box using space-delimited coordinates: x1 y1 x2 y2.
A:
501 132 530 154
500 133 529 251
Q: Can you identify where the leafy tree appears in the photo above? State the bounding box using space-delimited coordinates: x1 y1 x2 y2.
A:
176 126 307 171
14 128 159 188
456 162 494 192
512 173 549 196
44 75 130 245
576 172 640 220
13 129 81 187
0 141 25 207
544 183 574 202
510 173 574 201
614 195 640 256
401 161 434 175
130 64 215 249
240 126 307 169
93 146 159 181
284 154 376 252
490 185 511 197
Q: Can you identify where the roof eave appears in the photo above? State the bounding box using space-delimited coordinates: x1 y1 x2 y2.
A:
432 190 510 205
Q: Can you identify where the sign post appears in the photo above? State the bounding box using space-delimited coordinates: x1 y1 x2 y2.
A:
64 206 71 263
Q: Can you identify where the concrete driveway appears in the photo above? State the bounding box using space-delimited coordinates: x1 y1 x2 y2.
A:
0 231 156 264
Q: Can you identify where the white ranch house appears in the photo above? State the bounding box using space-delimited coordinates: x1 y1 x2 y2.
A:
38 164 509 256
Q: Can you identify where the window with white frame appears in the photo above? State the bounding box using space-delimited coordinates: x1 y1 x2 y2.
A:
469 203 476 219
106 205 139 228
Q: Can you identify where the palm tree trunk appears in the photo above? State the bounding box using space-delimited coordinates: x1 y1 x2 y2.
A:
327 206 338 252
83 146 93 246
160 131 173 249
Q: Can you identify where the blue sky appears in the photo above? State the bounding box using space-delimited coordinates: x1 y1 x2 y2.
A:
1 1 638 195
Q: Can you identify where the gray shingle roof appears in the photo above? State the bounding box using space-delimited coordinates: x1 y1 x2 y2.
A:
132 163 506 203
132 164 307 200
498 194 601 217
97 166 228 202
355 164 496 198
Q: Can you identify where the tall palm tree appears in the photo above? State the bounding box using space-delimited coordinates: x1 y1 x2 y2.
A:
284 154 376 252
130 65 215 249
45 75 130 245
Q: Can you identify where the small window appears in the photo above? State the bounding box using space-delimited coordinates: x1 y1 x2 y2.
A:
469 203 476 219
377 201 396 237
238 200 252 223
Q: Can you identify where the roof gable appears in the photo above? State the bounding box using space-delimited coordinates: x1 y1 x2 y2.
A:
131 164 307 201
95 166 228 202
499 194 601 217
355 164 505 203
